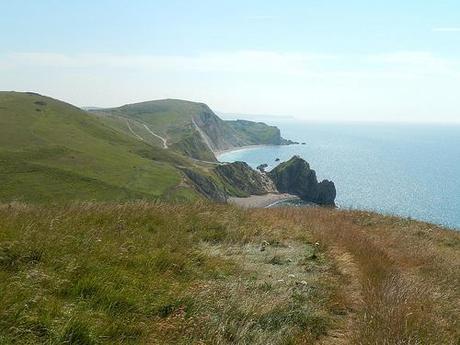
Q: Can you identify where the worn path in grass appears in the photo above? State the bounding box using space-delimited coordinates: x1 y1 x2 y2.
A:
142 124 168 149
303 209 460 344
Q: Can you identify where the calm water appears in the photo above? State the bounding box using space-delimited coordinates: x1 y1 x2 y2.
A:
218 122 460 230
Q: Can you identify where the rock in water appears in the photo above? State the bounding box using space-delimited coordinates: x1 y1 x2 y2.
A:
269 156 336 206
256 163 268 172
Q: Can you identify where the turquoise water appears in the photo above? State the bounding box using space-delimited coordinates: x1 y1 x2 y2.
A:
218 122 460 229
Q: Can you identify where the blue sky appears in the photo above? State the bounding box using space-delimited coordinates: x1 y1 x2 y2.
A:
1 0 460 122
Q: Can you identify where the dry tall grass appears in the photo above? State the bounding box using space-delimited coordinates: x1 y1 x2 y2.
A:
250 208 460 344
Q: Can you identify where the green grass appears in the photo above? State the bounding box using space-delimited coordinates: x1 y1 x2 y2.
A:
0 92 202 203
0 203 344 344
98 99 204 140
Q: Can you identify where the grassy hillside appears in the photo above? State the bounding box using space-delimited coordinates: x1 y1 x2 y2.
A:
96 99 205 141
94 99 222 161
0 202 458 344
95 99 293 160
0 92 201 202
0 92 277 203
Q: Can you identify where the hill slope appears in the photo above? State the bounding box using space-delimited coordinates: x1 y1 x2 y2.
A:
95 99 294 161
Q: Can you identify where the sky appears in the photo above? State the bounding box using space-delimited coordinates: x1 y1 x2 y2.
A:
1 0 460 122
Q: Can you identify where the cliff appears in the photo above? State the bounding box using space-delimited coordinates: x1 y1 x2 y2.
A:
269 156 336 206
225 119 296 146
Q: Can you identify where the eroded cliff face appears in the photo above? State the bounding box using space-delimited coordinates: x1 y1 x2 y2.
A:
269 156 336 206
215 161 276 196
193 110 296 153
192 110 247 152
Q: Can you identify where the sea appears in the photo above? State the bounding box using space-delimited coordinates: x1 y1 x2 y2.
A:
218 122 460 230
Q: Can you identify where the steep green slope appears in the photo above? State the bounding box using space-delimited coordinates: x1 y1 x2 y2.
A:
0 92 198 202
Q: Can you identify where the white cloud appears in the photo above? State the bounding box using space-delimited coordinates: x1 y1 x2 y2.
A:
433 27 460 32
366 51 460 78
1 50 460 122
6 51 334 76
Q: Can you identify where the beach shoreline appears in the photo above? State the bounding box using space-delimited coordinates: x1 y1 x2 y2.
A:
215 143 298 160
228 193 300 208
214 144 276 158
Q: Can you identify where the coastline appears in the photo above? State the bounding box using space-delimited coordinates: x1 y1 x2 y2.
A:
215 144 276 158
228 193 300 208
215 143 298 160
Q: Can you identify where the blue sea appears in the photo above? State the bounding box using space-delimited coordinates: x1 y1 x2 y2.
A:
218 122 460 230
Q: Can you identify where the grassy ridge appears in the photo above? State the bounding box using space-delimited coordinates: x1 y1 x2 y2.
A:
0 203 458 344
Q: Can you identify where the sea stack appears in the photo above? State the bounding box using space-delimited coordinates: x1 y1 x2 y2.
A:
269 156 336 206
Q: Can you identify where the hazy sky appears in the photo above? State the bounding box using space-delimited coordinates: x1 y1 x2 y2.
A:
1 0 460 122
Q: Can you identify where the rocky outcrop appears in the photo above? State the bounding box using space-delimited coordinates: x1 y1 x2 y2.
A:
269 156 336 206
182 156 336 206
256 163 268 172
215 162 276 196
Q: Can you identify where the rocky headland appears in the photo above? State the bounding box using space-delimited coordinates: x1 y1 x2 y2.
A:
183 155 336 207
